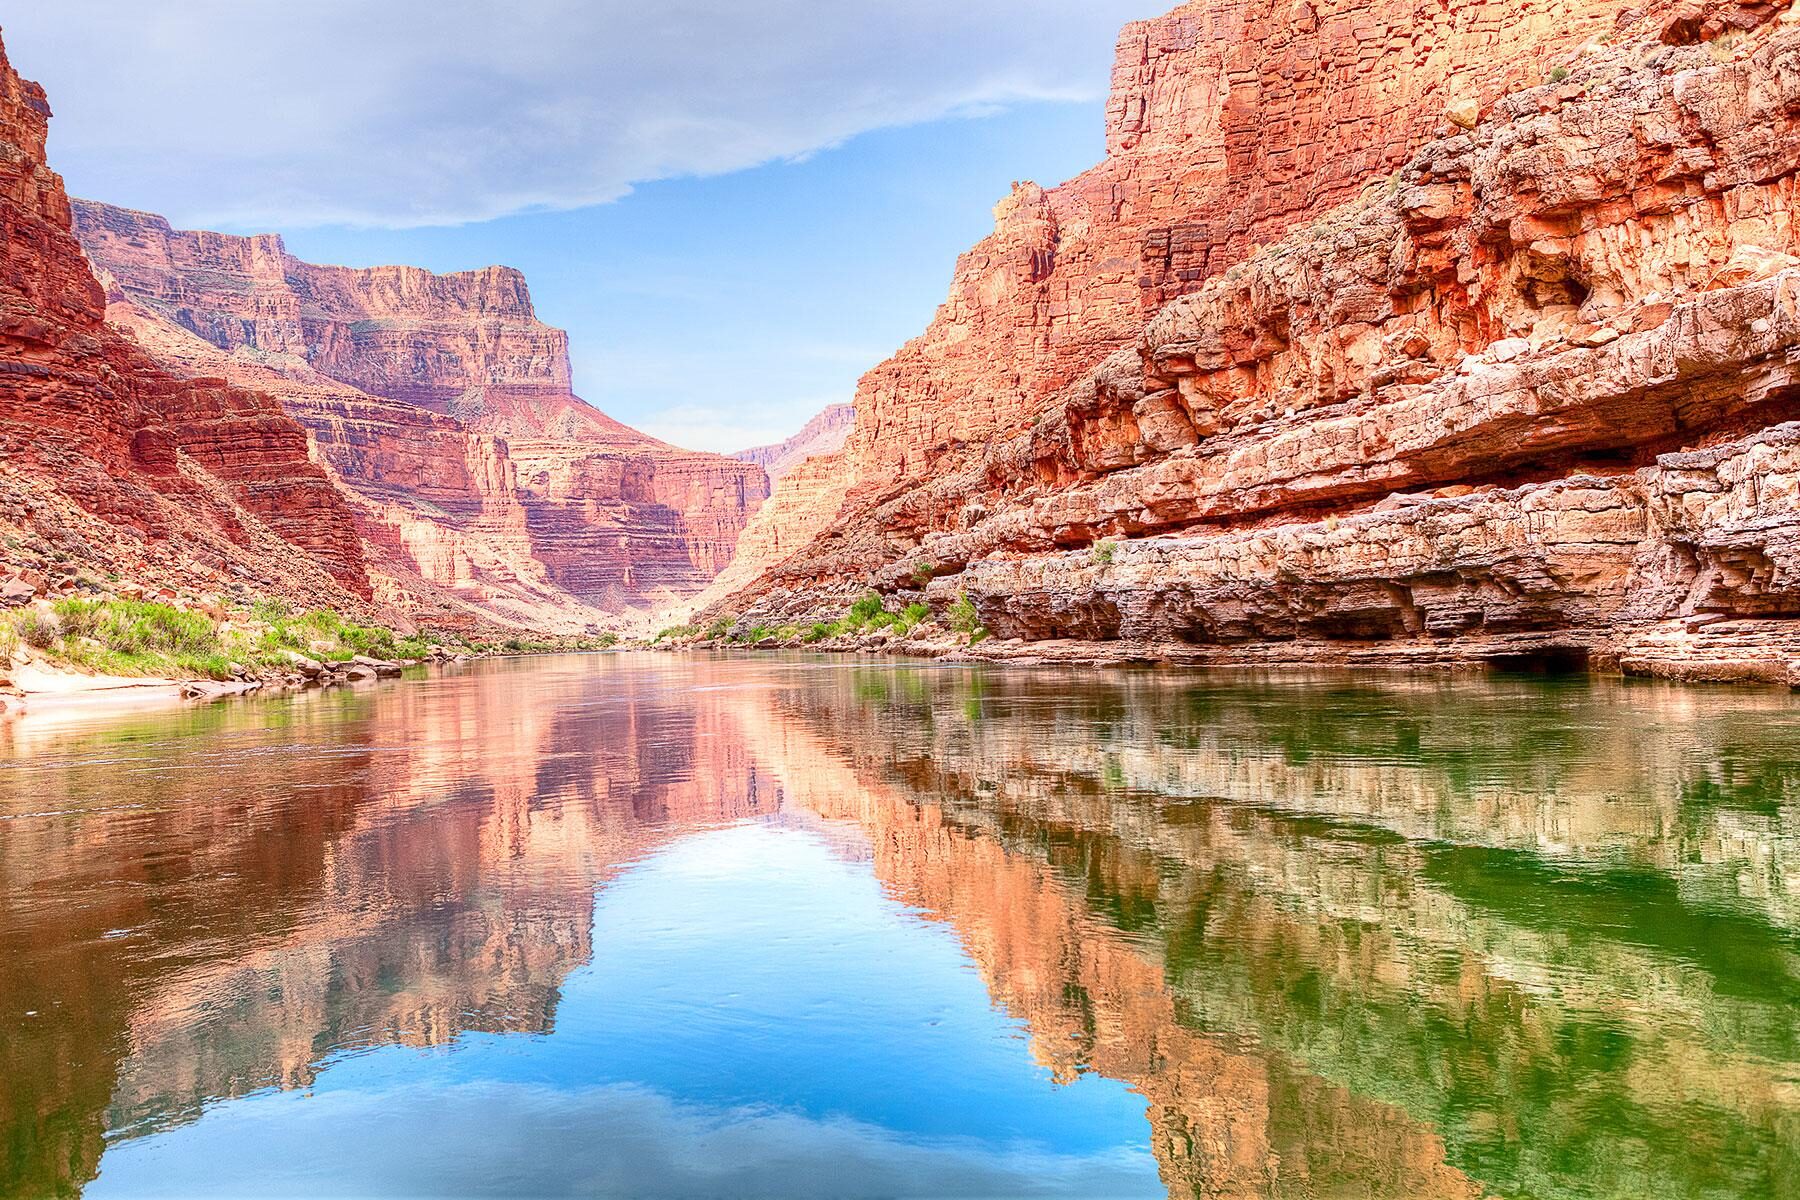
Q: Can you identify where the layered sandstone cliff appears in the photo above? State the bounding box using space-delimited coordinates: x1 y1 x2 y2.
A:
74 202 768 626
710 0 1800 684
0 37 370 606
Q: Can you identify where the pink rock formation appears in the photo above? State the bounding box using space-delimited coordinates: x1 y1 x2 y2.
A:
0 34 370 605
733 403 853 481
708 0 1800 684
74 202 768 624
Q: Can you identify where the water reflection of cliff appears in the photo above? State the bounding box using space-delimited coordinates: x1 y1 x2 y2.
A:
742 666 1800 1200
4 658 1797 1200
0 659 777 1197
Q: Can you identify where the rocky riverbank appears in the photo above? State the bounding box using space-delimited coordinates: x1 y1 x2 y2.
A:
654 587 1800 687
0 581 617 718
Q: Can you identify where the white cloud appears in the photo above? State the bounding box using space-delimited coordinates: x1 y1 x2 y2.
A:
89 1081 1162 1198
6 0 1149 230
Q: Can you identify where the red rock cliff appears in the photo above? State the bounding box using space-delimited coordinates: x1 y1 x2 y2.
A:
709 0 1800 685
844 0 1684 489
74 203 769 623
0 34 370 604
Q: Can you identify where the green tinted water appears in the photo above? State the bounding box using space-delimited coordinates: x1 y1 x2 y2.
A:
0 655 1795 1197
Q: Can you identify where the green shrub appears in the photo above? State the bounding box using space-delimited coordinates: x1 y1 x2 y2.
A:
848 592 886 625
948 592 982 635
18 611 57 650
249 597 294 624
51 597 102 640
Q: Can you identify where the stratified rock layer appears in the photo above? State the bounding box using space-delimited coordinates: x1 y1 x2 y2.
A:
74 202 768 625
712 0 1800 684
0 36 370 605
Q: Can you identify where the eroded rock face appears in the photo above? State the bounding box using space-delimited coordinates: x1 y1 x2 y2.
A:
75 202 768 623
0 37 370 604
840 0 1701 490
710 0 1800 684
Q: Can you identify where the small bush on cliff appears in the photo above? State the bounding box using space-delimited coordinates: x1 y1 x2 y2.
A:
897 602 931 634
848 592 886 625
948 592 982 635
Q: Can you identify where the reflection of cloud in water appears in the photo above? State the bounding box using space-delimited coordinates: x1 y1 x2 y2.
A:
88 1081 1162 1199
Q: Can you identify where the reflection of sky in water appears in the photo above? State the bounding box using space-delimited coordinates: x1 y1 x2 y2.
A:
88 823 1162 1198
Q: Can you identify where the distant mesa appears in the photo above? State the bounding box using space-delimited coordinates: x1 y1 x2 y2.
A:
72 200 769 629
733 403 854 482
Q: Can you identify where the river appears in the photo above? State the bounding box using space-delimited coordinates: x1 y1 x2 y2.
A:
1 654 1796 1198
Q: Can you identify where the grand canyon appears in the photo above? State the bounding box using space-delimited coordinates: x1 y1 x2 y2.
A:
2 2 1797 1198
3 0 1798 684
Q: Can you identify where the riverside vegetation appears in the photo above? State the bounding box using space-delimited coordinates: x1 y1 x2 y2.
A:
651 591 986 651
0 592 620 691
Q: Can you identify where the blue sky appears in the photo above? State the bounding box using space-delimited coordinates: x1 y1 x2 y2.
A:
5 1 1152 452
276 102 1108 451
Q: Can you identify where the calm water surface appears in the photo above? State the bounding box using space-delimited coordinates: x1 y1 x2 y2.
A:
1 653 1797 1198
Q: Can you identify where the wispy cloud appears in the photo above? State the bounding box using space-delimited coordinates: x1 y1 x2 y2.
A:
90 1081 1161 1198
9 0 1148 230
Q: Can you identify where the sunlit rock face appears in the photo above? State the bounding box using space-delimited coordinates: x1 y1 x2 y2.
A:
707 0 1800 683
74 202 769 625
0 38 370 604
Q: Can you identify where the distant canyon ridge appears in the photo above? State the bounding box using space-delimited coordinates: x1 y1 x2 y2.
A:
71 202 768 631
6 0 1800 681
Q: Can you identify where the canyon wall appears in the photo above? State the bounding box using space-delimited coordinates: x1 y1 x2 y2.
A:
710 0 1800 684
74 202 768 627
0 36 370 607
